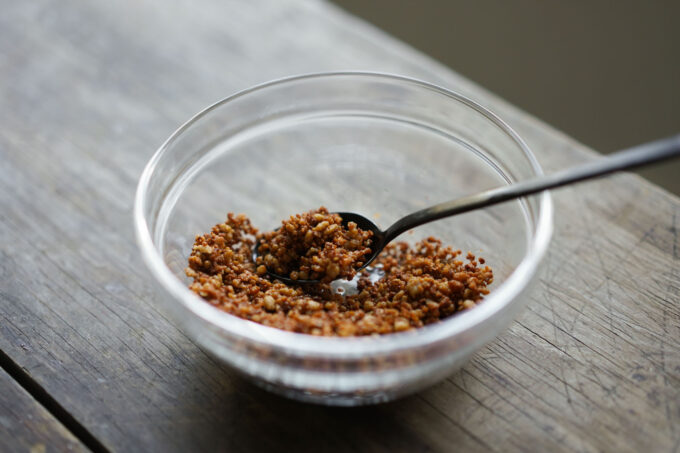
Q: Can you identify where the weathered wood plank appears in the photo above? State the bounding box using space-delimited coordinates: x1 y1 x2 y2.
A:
0 0 678 452
0 368 87 453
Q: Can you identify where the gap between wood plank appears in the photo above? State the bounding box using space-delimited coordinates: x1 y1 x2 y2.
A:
0 347 110 453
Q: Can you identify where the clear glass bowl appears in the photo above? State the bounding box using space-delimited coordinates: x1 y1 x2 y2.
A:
134 72 552 405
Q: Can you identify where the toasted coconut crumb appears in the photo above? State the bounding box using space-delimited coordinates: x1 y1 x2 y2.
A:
185 208 493 336
255 207 373 282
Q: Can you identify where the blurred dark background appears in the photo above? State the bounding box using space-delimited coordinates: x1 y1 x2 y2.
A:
332 0 680 194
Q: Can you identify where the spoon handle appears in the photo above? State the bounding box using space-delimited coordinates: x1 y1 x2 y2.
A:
383 134 680 243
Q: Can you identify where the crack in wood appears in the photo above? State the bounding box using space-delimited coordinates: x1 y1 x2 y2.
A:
0 348 110 453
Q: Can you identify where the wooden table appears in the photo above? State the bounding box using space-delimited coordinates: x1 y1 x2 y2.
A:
1 1 678 451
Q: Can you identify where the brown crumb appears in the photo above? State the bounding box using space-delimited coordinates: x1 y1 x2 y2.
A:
185 209 493 336
255 207 373 282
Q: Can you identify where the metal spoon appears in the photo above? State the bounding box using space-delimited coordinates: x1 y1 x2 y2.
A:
257 135 680 284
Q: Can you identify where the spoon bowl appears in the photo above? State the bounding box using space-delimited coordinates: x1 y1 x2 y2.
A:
253 212 383 285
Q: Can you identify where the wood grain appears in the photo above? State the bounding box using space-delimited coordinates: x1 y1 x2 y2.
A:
0 368 86 453
0 0 678 452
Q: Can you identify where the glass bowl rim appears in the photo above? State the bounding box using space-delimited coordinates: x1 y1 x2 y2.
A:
134 71 553 358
